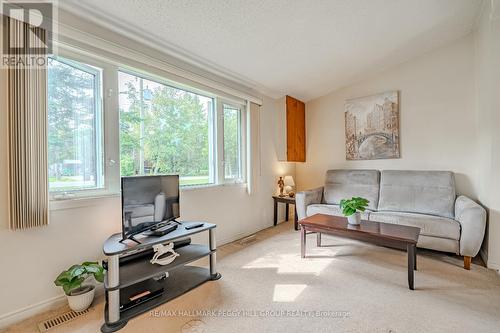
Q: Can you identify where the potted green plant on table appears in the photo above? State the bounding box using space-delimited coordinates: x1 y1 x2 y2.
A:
340 197 369 225
54 261 105 312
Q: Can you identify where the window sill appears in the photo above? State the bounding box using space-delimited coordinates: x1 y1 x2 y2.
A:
49 183 248 211
49 193 121 211
180 182 247 191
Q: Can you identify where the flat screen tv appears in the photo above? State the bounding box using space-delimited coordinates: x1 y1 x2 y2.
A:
121 175 180 240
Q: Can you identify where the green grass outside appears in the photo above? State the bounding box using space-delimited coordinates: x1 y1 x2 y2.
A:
49 176 80 183
180 176 210 186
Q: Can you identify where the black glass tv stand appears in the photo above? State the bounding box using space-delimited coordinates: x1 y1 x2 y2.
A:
101 222 221 333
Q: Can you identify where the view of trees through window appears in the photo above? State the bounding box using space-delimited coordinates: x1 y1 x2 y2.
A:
223 105 242 180
119 72 214 186
47 57 102 191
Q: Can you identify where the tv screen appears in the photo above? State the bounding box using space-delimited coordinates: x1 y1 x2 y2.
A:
121 175 180 238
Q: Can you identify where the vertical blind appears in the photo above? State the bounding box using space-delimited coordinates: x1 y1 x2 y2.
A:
5 16 49 230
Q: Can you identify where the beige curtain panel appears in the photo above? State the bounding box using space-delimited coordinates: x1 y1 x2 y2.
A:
4 16 49 230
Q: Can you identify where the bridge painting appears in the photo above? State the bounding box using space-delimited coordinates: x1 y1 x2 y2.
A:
357 132 395 146
345 91 400 160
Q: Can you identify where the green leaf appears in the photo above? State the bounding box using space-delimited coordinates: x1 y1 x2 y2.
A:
65 277 85 295
84 265 99 274
62 284 72 295
82 261 98 267
93 270 105 283
68 265 85 278
54 271 72 286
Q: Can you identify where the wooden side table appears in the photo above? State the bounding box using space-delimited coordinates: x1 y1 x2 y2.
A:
272 195 299 230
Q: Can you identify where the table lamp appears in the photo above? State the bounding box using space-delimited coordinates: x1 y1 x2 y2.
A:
284 175 295 197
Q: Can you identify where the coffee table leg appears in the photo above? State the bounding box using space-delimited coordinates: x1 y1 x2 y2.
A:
414 246 417 271
301 227 306 258
407 243 415 290
316 233 321 247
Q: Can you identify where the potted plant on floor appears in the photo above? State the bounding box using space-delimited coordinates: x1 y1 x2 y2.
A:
54 261 105 312
340 197 369 225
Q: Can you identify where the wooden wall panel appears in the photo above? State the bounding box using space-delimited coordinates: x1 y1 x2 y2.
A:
286 95 306 162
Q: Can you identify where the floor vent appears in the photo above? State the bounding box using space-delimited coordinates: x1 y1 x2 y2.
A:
238 234 257 245
37 309 90 332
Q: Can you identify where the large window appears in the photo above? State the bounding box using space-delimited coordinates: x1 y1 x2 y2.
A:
47 52 247 198
47 57 103 192
118 71 215 186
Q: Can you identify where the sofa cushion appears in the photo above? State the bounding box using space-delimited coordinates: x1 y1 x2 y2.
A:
369 211 460 240
378 170 456 218
324 170 380 210
418 235 459 254
307 204 371 220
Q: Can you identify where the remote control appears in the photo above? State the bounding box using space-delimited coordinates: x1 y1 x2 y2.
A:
185 222 204 230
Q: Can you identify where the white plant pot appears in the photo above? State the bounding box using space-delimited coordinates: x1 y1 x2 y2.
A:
67 285 95 312
347 212 361 225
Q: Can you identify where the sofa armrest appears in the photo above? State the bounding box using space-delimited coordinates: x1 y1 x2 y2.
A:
455 195 486 257
295 187 324 221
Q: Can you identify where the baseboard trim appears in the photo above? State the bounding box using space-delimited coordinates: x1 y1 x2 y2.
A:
0 294 66 329
478 248 500 273
218 222 271 246
486 259 500 272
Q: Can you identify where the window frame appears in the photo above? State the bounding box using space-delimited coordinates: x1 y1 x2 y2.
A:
50 56 104 190
217 98 247 184
117 69 217 186
48 50 121 201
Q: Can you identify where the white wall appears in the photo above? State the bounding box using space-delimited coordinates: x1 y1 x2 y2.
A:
0 19 295 328
296 35 478 200
475 0 500 270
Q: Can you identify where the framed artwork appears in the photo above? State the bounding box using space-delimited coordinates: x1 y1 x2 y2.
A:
345 91 400 160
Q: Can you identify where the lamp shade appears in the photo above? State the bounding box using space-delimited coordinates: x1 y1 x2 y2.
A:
283 175 295 187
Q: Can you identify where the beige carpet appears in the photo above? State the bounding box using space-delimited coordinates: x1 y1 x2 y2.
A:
4 222 500 333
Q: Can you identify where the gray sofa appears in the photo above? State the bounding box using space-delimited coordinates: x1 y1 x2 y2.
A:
296 170 486 269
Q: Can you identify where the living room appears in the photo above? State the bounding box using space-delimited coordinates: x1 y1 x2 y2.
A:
0 0 499 332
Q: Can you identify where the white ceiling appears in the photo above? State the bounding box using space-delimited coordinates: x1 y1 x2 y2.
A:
60 0 482 101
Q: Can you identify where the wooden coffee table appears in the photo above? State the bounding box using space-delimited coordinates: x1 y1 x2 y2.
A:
299 214 420 290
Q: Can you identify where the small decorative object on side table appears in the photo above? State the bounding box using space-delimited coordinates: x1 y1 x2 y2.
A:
277 177 285 197
272 195 299 230
283 175 295 197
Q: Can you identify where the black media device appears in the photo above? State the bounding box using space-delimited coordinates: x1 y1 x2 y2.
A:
120 175 180 243
120 288 164 312
142 221 178 236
